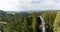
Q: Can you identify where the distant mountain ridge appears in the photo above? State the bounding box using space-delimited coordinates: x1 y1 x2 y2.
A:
0 10 60 14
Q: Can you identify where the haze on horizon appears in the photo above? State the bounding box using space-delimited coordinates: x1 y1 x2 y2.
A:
0 0 60 11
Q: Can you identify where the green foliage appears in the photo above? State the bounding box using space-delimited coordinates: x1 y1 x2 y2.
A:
42 11 57 32
53 12 60 32
0 11 58 32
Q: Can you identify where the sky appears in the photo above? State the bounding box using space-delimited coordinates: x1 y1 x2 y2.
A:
0 0 60 11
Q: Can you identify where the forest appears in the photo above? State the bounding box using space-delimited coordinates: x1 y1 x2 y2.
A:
0 10 60 32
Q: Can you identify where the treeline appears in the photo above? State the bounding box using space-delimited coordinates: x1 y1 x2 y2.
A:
0 11 59 32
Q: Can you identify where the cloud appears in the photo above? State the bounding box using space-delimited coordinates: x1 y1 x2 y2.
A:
19 0 60 10
0 0 23 11
0 0 60 11
43 0 54 5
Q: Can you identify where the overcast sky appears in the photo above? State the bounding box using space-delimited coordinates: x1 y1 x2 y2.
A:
0 0 60 11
